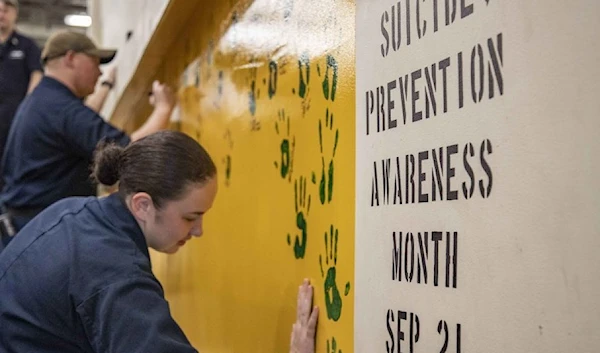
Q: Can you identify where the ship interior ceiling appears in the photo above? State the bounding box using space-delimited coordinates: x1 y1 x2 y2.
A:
16 0 88 48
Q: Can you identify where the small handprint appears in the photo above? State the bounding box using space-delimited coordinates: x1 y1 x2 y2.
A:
319 54 338 102
297 52 311 117
319 225 351 321
327 336 342 353
318 108 339 204
268 60 278 99
274 109 295 181
221 129 233 187
246 58 261 131
287 176 311 259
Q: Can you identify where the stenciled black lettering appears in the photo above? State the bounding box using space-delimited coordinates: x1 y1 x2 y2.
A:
433 0 439 32
438 57 450 113
424 64 437 119
417 232 429 284
416 0 427 39
371 161 380 206
487 33 504 99
387 309 395 353
457 51 464 109
438 320 449 353
452 231 458 288
432 147 444 201
391 2 402 51
432 231 442 286
399 75 410 124
404 232 415 282
388 79 398 129
398 310 407 352
383 158 392 204
377 85 386 131
410 312 420 353
394 156 403 204
418 151 429 203
406 0 411 46
406 154 416 204
471 44 484 103
365 90 374 135
381 11 390 57
411 69 423 122
461 0 474 18
392 231 402 281
479 139 493 198
445 0 457 26
462 142 475 199
446 144 458 200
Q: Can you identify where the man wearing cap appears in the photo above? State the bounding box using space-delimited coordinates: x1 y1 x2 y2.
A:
0 30 176 246
0 0 42 188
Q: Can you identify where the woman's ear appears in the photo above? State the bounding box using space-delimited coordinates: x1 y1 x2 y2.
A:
129 192 155 222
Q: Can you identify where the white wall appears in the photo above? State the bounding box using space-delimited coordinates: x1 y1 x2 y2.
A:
355 0 600 352
87 0 170 120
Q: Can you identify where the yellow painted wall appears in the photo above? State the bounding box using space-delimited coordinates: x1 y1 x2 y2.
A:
144 1 356 352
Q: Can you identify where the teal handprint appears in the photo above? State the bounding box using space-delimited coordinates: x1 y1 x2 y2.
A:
319 225 351 321
319 109 339 204
287 176 311 259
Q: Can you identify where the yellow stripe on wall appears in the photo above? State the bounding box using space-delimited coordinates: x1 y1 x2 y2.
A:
148 1 356 352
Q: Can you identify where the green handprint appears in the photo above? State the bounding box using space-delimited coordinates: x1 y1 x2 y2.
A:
297 52 310 99
296 52 312 117
319 109 339 204
319 225 351 321
327 337 342 353
221 129 233 187
287 176 311 259
320 54 338 102
274 109 295 181
268 60 278 99
247 58 261 131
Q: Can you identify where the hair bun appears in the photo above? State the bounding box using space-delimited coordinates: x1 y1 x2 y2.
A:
92 141 124 186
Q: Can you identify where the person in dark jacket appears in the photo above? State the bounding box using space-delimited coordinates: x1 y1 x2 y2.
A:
0 30 176 245
0 0 43 189
0 130 319 352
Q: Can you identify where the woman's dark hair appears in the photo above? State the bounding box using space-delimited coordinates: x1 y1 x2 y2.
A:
92 131 217 209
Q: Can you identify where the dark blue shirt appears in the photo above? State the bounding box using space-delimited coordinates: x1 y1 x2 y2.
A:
0 31 42 177
0 31 41 97
1 76 130 209
0 194 198 352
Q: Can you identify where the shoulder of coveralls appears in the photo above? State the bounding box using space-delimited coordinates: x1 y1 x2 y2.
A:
0 196 93 281
30 76 77 105
22 78 80 130
28 77 93 130
61 95 131 149
0 196 151 299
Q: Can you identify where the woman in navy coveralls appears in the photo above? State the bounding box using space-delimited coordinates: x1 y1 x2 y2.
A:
0 130 318 352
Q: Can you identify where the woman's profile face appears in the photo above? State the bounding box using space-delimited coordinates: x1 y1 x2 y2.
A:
145 177 218 254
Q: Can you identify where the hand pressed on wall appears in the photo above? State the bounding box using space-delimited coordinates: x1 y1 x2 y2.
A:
290 279 319 353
